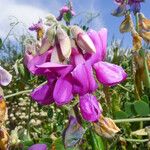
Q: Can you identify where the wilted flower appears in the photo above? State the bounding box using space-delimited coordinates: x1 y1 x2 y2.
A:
0 97 7 126
132 30 142 50
119 14 133 33
28 144 47 150
138 13 150 31
0 127 9 150
93 115 120 138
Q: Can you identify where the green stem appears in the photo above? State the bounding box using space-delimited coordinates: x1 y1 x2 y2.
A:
4 81 47 99
139 49 150 89
124 138 149 143
2 21 19 47
73 104 83 125
135 13 139 32
4 89 32 99
27 99 32 135
118 84 131 93
114 117 150 123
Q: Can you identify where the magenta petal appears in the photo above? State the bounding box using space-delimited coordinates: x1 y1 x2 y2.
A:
98 28 107 60
28 144 47 150
0 66 12 86
60 6 70 14
53 75 73 106
94 61 127 86
71 63 97 95
24 50 51 75
36 62 70 68
86 28 107 65
79 94 101 122
70 48 85 66
31 83 54 105
85 29 103 65
36 62 73 77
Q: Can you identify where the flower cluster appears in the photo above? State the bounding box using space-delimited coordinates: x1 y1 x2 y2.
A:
24 13 127 123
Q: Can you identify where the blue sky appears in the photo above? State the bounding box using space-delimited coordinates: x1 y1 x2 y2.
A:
1 0 150 48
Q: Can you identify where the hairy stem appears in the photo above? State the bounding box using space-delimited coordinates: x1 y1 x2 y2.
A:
4 90 32 99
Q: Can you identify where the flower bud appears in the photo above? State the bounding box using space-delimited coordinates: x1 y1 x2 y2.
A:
79 94 101 122
39 37 52 55
57 26 71 59
71 25 96 53
46 27 56 46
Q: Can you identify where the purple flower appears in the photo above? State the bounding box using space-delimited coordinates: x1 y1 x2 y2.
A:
57 1 75 21
79 94 102 122
29 19 43 31
93 61 127 86
31 83 54 105
85 28 107 65
71 63 98 95
60 6 70 14
0 66 12 86
31 62 74 106
28 144 47 150
24 47 52 75
53 75 73 106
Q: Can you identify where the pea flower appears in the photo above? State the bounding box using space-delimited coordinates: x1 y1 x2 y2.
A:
29 19 44 40
28 144 47 150
0 66 12 86
57 0 75 21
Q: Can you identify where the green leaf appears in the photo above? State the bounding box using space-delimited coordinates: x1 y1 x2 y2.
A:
124 102 135 117
54 138 65 150
114 111 128 119
134 101 150 116
63 12 72 23
18 64 25 77
0 38 2 49
141 95 149 104
47 107 53 118
22 140 34 150
89 130 105 150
